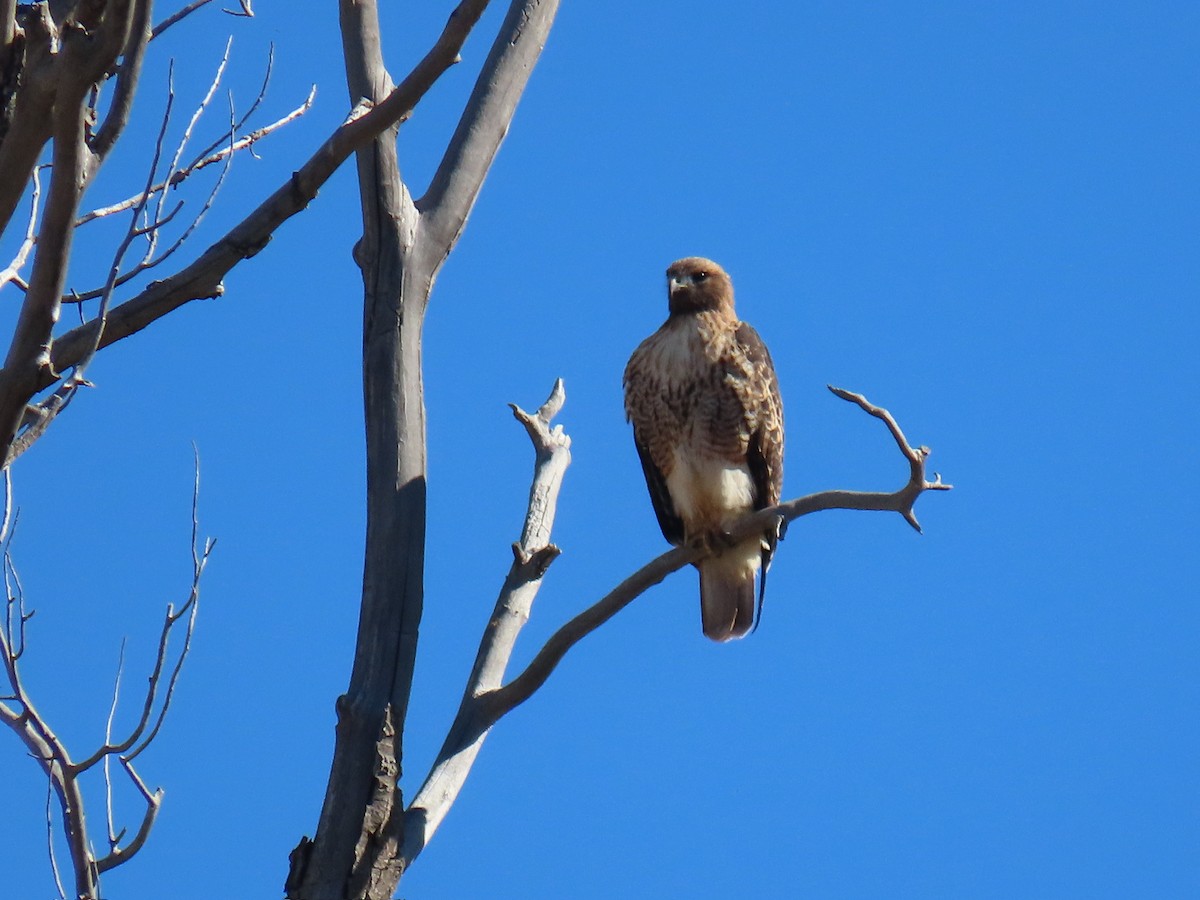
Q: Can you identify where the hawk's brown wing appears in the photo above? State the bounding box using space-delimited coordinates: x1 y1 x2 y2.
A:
734 321 785 626
631 429 685 546
734 321 784 515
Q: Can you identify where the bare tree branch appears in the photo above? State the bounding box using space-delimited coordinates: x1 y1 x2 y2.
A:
400 380 570 869
0 164 46 293
89 0 152 167
40 2 519 401
486 386 952 724
155 36 231 229
45 774 67 900
64 76 239 310
1 450 212 896
0 0 508 483
0 4 58 237
151 0 218 41
0 71 93 464
78 62 176 375
75 82 315 231
287 4 561 897
184 41 274 167
93 757 163 873
73 455 212 772
418 0 561 265
398 384 950 869
223 0 253 20
102 640 127 849
4 67 178 466
0 0 143 462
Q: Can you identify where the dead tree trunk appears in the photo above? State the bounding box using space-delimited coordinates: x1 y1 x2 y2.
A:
287 3 560 897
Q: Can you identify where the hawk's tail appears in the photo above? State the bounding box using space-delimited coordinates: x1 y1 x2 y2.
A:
698 537 762 642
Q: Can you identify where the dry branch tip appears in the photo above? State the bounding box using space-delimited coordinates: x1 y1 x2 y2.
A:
536 378 565 423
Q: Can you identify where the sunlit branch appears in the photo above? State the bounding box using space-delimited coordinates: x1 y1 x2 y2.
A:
154 37 231 233
224 1 255 21
0 165 48 294
44 0 528 394
94 757 163 874
186 41 275 167
402 380 570 868
45 774 67 900
102 640 127 849
78 71 178 379
74 83 315 233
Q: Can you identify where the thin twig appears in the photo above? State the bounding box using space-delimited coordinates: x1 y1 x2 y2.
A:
224 0 254 19
132 94 238 286
74 83 316 232
73 452 212 772
155 38 230 237
1 497 28 671
0 456 213 893
94 757 163 873
0 165 48 294
103 640 128 848
123 580 202 762
0 468 12 552
69 88 235 307
77 69 177 379
151 0 218 41
63 202 187 304
45 774 66 900
186 42 274 168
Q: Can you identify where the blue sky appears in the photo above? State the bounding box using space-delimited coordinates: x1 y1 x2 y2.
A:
2 2 1197 897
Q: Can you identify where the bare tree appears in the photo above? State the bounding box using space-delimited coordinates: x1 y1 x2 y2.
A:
1 2 949 899
283 3 561 897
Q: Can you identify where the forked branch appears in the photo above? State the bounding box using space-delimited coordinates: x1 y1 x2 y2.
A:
75 456 213 774
400 380 570 868
417 0 561 257
0 456 214 897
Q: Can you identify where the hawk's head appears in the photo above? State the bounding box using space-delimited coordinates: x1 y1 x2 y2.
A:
666 257 735 316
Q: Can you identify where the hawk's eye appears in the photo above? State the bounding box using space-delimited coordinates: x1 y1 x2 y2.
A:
693 271 709 282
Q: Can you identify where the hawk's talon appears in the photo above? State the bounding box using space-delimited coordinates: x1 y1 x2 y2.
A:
687 529 738 556
713 529 739 550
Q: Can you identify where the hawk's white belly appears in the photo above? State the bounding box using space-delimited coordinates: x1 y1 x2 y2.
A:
666 449 755 532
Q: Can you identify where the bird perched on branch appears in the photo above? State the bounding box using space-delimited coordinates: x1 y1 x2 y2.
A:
624 257 784 641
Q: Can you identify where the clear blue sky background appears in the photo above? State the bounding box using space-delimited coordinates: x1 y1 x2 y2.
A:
2 2 1197 898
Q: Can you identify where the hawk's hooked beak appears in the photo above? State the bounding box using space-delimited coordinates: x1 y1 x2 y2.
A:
668 274 691 294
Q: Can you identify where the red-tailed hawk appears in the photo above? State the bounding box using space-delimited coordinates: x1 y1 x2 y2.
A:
624 257 784 641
